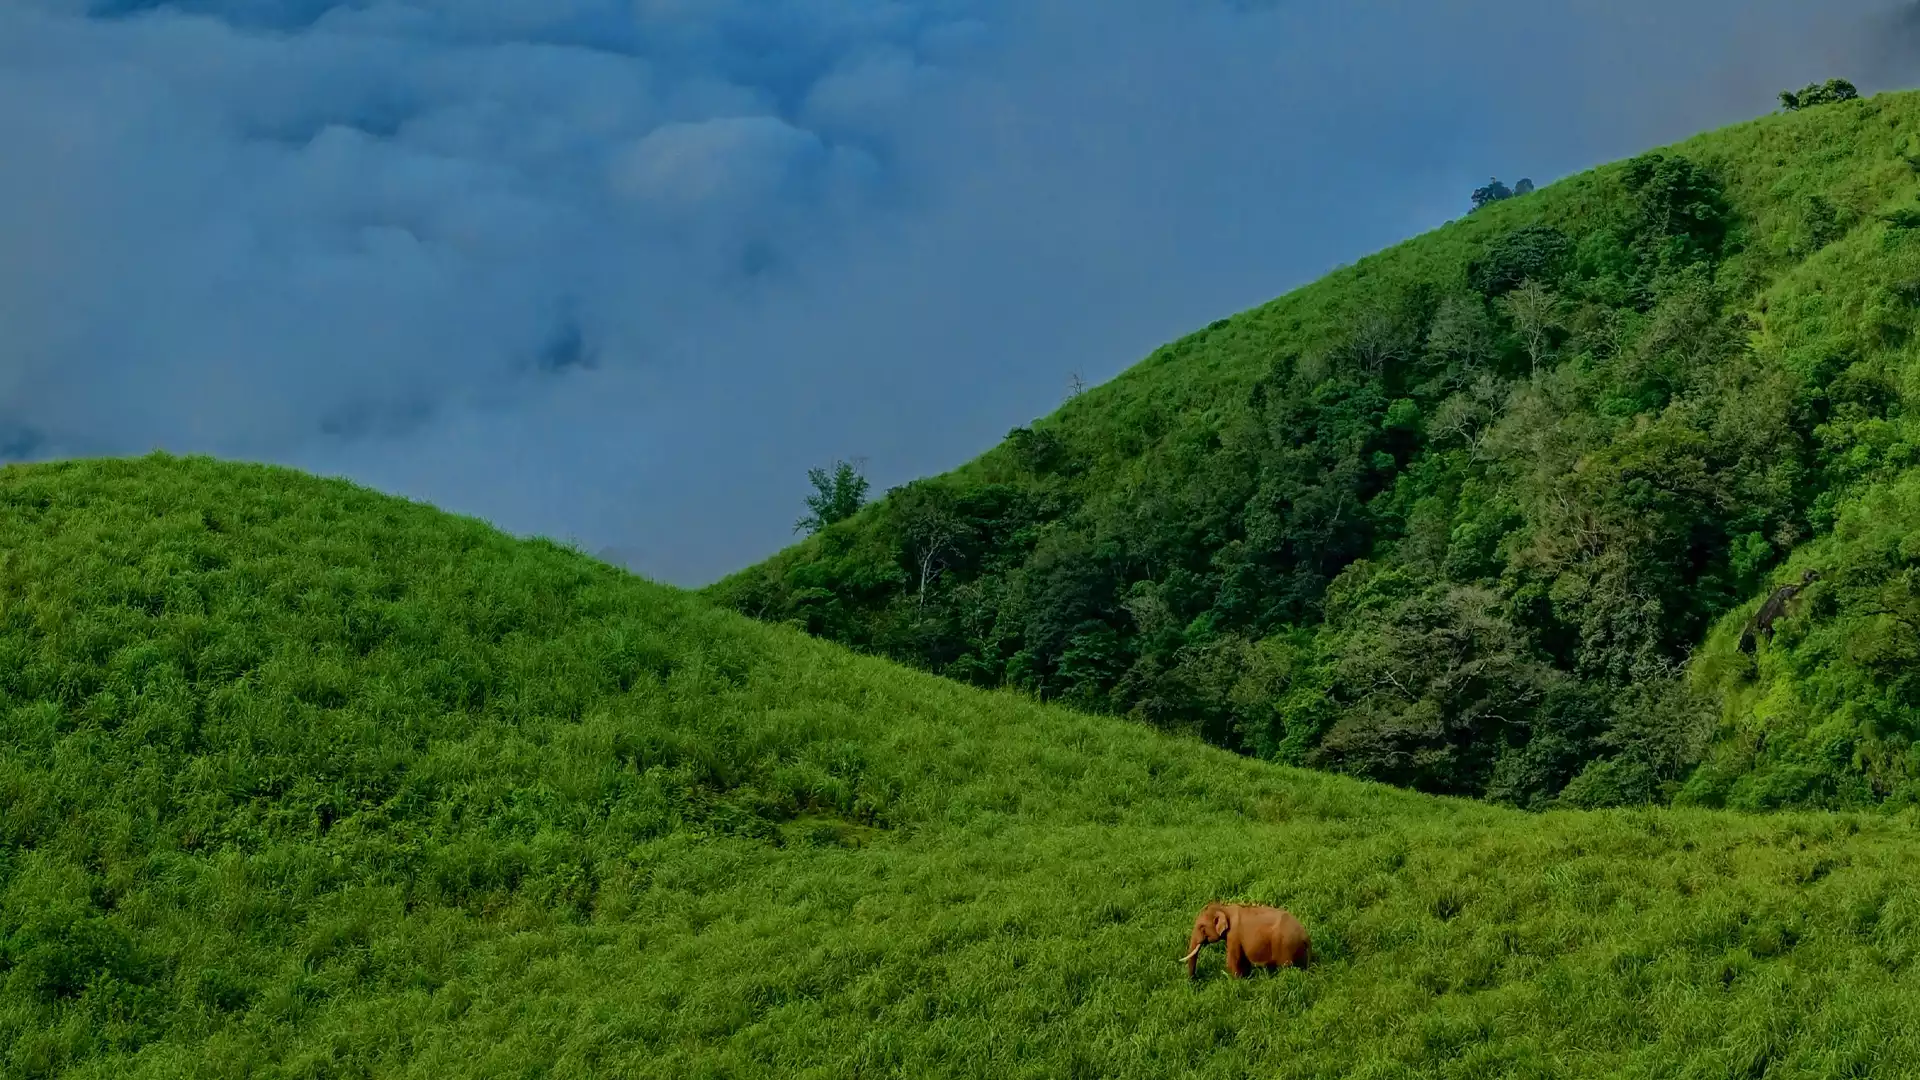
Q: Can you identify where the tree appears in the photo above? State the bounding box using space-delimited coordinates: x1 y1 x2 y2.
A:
1513 178 1535 196
1338 296 1422 378
1314 576 1568 797
1471 177 1513 210
1428 372 1507 462
1500 279 1563 374
1006 425 1073 475
1620 153 1731 258
1469 224 1573 298
1425 294 1499 381
1780 78 1860 111
795 459 870 535
888 482 966 604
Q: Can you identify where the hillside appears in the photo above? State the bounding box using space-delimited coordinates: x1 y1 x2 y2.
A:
709 87 1920 813
10 455 1920 1078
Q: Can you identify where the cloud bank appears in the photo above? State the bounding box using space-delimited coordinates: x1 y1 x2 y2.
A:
0 0 1910 583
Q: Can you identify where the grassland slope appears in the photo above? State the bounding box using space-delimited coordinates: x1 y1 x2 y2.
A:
8 455 1920 1078
710 88 1920 812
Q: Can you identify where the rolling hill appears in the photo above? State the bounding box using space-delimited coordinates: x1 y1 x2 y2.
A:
708 86 1920 813
8 455 1920 1078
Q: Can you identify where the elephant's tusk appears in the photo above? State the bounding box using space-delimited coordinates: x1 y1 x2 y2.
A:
1180 945 1203 964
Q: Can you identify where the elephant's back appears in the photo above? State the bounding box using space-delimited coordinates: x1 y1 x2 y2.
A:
1237 905 1311 967
1273 907 1312 965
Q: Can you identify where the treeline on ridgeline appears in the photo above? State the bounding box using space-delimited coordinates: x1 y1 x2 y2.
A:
1780 78 1861 113
708 89 1920 812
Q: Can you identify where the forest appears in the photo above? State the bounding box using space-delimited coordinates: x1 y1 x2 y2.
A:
710 90 1920 812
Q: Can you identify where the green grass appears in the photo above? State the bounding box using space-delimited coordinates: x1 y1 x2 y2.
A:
9 455 1920 1078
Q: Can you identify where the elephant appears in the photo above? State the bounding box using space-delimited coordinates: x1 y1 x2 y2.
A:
1737 569 1820 654
1181 901 1312 980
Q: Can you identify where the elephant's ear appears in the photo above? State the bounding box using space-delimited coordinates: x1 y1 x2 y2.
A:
1211 908 1230 936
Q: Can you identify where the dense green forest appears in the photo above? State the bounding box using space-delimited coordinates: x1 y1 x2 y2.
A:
15 456 1920 1077
709 88 1920 812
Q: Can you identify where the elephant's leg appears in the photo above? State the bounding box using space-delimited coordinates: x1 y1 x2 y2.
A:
1225 939 1249 979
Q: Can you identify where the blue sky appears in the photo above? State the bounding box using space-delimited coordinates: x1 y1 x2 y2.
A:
2 0 1916 584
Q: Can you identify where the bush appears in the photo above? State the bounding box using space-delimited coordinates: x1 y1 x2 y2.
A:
1557 756 1656 809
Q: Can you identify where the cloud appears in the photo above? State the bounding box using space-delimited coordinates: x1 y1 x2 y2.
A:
0 0 1912 584
612 117 824 209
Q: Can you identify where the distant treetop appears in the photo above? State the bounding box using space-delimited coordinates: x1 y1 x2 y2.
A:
795 458 870 535
1471 176 1533 211
1780 78 1861 112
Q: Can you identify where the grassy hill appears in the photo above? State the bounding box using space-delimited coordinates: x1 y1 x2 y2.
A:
708 88 1920 812
11 455 1920 1077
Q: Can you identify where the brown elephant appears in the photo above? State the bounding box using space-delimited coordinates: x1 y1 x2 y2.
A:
1181 901 1312 979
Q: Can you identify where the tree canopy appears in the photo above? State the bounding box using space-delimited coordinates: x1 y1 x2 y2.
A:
795 459 870 535
1780 78 1861 112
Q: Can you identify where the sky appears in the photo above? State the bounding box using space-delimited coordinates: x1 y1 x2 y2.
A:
3 0 1918 586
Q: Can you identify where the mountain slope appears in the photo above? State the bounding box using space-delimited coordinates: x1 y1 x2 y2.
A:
709 88 1920 811
9 455 1920 1077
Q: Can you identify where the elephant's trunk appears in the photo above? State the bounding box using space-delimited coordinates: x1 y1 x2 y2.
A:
1183 930 1207 978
